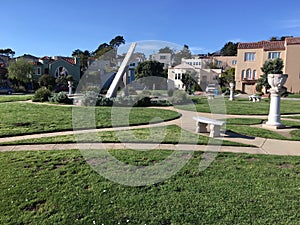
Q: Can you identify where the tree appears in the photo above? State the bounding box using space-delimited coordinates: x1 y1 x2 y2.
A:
72 49 90 74
38 74 56 90
56 74 74 92
93 35 125 60
220 68 235 87
174 45 192 65
0 48 15 58
8 59 33 87
134 60 166 89
220 42 238 56
256 58 284 93
158 46 174 54
181 70 198 94
109 35 125 49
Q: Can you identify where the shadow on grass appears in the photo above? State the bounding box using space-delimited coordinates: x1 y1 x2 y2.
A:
224 130 256 140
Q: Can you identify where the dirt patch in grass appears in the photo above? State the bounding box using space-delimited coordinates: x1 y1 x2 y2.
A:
278 163 294 169
245 157 259 162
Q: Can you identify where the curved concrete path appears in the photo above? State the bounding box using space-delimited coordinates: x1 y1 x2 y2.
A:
0 104 299 156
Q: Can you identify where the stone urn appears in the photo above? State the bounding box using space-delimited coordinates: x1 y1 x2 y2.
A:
229 82 235 101
265 73 288 128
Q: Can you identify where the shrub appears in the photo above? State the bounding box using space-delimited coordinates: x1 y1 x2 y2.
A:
127 87 137 95
50 92 72 104
96 95 113 106
168 89 174 97
169 90 188 104
39 74 56 90
32 87 52 102
80 91 98 106
135 96 152 106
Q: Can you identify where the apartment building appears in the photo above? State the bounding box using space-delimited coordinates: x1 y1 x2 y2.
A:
181 57 210 69
236 37 300 94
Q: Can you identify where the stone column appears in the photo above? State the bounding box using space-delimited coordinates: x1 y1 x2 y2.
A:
264 74 288 129
229 82 235 101
68 81 73 95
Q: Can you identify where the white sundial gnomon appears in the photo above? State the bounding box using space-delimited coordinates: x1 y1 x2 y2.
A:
72 40 226 186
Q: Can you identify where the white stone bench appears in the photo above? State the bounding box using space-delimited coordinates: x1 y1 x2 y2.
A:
193 116 225 137
248 95 261 102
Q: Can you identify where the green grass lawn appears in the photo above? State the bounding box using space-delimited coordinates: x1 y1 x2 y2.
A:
179 97 300 115
225 118 300 140
286 93 300 98
0 94 33 103
0 150 299 224
0 125 251 147
0 102 179 137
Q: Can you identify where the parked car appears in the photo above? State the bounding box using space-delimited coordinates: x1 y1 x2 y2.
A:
0 86 14 95
205 84 216 93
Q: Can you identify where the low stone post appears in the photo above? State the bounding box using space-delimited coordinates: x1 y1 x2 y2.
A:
68 81 73 95
229 82 235 101
264 74 288 129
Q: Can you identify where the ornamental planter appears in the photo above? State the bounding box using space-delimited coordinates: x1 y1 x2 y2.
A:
264 73 288 128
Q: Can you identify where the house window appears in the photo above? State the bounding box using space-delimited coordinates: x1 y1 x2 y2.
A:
253 70 257 79
241 70 245 80
175 73 178 80
246 69 252 79
268 52 281 59
232 60 237 65
37 67 41 75
55 66 69 77
160 55 166 60
244 52 255 61
216 60 222 66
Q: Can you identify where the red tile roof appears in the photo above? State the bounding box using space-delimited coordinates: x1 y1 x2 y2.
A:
286 37 300 45
60 57 75 65
238 37 300 50
238 40 285 50
43 56 76 65
263 41 285 50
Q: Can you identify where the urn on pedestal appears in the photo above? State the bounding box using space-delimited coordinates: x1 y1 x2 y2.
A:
264 73 288 129
229 82 235 101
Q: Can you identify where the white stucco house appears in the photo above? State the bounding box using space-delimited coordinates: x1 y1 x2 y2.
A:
167 63 221 91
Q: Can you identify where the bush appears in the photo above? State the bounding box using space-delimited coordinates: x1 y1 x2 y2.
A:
50 92 72 104
80 91 98 106
32 87 52 102
169 90 188 104
168 89 174 97
127 87 137 95
39 74 56 90
96 95 113 106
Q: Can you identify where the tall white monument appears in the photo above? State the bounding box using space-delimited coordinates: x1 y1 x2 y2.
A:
106 43 136 98
264 73 288 129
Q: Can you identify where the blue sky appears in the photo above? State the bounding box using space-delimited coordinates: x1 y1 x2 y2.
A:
2 0 300 57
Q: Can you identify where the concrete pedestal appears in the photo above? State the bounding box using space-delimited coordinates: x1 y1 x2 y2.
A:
229 82 235 101
68 81 73 95
263 93 285 129
264 74 288 129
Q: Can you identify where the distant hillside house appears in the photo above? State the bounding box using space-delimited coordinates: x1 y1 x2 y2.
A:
168 63 221 90
150 53 173 69
14 54 80 81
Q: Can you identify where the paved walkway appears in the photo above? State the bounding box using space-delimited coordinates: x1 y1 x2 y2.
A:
0 105 300 156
